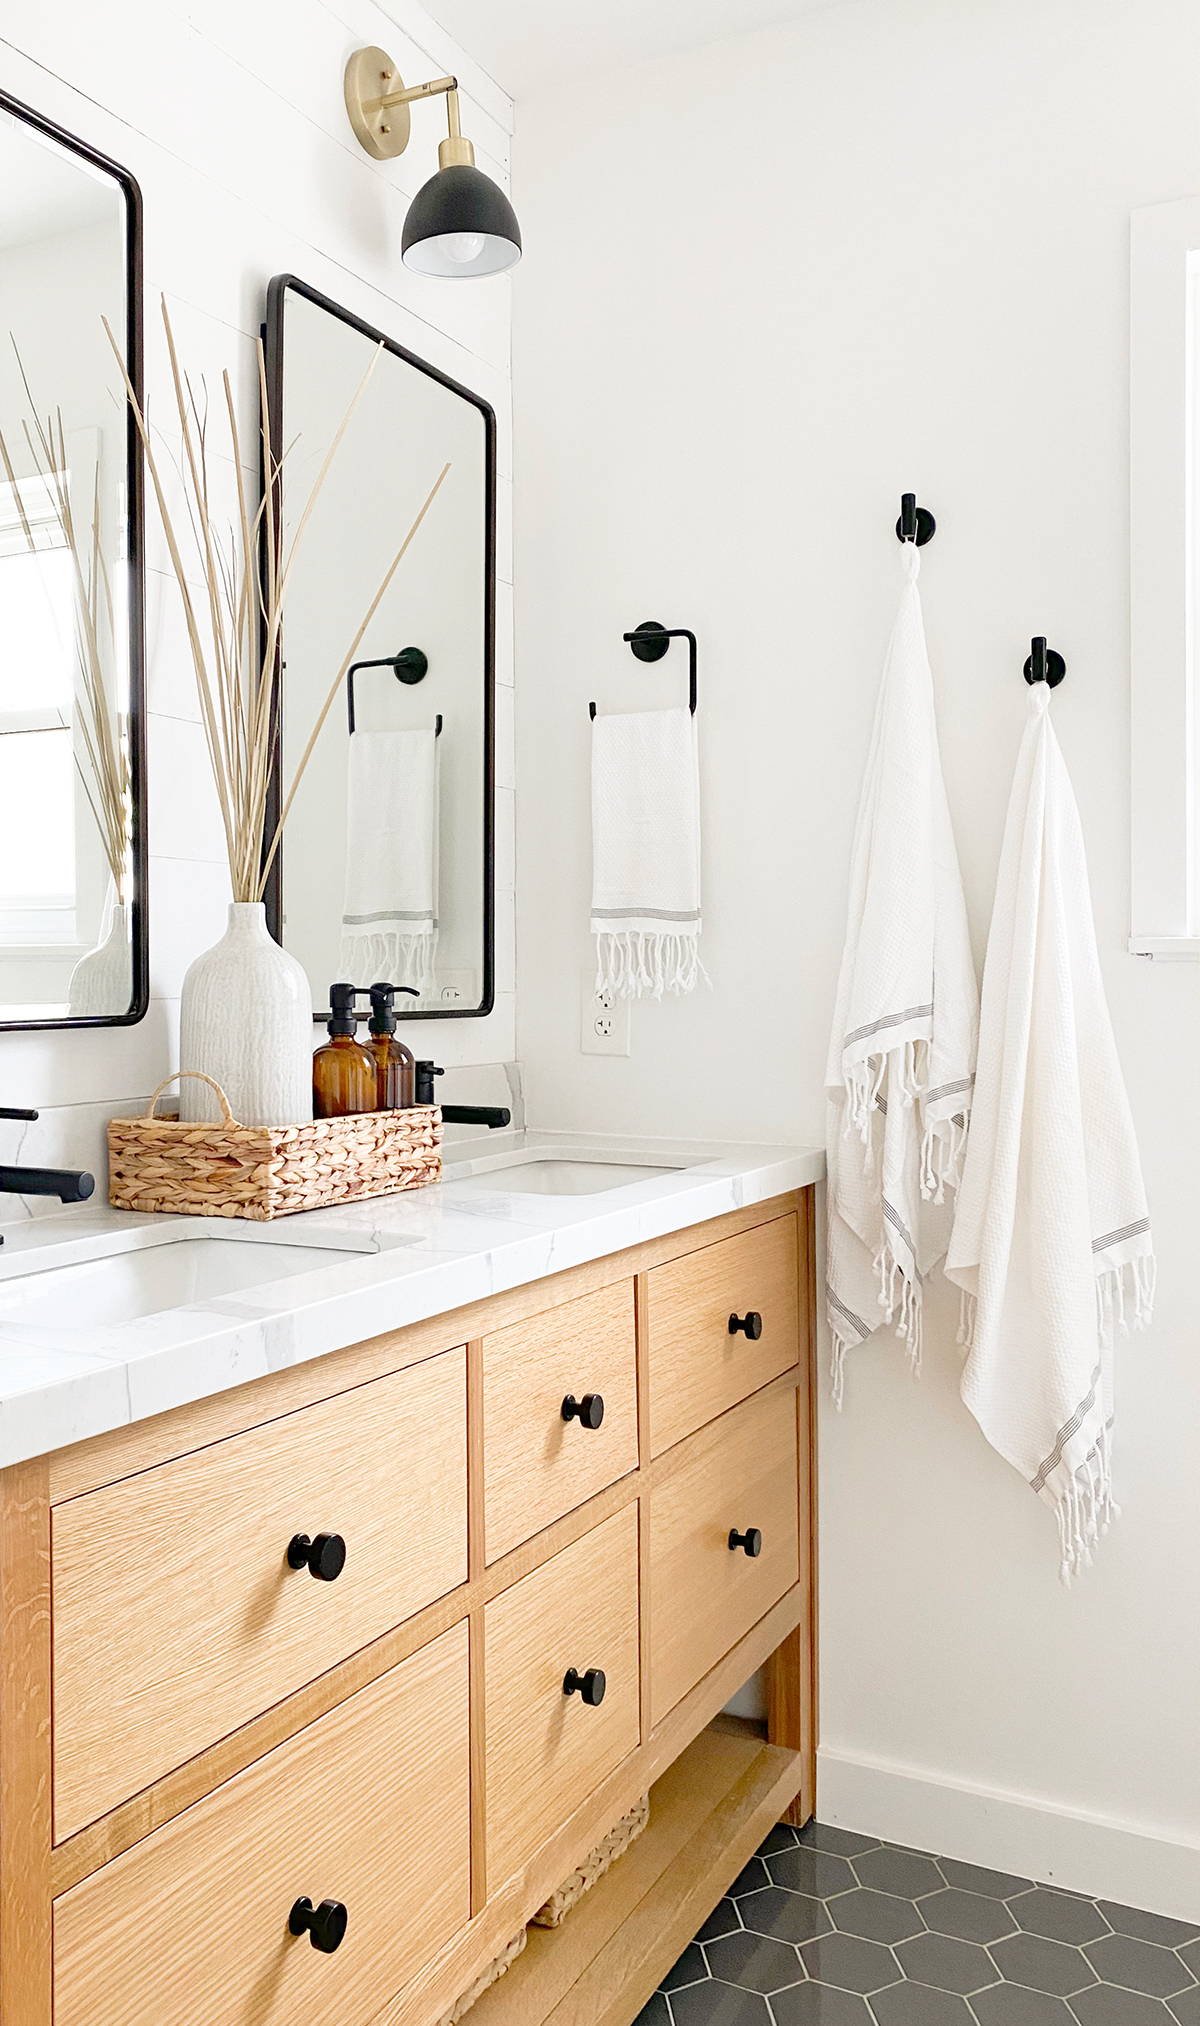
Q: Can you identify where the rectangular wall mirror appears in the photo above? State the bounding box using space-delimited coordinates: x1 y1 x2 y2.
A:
0 90 146 1029
264 275 495 1023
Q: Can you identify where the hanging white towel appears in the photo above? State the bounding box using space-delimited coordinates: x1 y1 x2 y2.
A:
340 727 439 995
945 684 1154 1582
591 705 703 998
825 541 979 1407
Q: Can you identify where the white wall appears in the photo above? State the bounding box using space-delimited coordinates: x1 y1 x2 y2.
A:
0 0 516 1166
512 0 1200 1913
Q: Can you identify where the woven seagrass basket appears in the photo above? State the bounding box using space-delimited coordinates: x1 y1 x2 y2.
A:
108 1071 442 1221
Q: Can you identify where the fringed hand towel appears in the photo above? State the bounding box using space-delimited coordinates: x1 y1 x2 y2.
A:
340 727 439 995
591 705 703 998
945 684 1154 1583
825 540 979 1408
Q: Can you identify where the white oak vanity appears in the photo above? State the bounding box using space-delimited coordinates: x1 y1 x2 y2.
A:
0 1142 821 2026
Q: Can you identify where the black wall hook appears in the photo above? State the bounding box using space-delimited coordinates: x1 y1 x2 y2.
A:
895 492 936 546
347 647 431 733
589 622 698 719
1023 636 1066 689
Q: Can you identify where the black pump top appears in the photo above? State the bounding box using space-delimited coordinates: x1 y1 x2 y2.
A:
368 981 419 1035
327 982 360 1037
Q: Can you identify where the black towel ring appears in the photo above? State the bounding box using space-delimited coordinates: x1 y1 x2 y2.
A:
347 647 440 734
589 622 698 720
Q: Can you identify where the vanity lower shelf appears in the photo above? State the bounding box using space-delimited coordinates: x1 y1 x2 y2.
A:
464 1721 805 2026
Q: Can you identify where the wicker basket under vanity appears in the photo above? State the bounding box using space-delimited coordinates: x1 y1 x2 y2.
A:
108 1071 442 1221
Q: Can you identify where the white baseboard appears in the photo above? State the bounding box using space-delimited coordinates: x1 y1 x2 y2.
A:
817 1744 1200 1923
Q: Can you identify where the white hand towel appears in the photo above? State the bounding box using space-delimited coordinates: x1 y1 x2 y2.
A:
945 684 1154 1582
340 727 439 995
590 705 703 998
825 542 979 1407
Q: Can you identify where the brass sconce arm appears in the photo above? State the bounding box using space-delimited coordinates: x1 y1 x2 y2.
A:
345 51 473 166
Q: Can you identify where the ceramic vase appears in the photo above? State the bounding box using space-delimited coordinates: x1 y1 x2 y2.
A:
179 901 313 1126
67 901 132 1017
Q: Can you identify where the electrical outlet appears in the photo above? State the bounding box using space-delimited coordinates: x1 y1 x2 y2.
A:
581 970 630 1055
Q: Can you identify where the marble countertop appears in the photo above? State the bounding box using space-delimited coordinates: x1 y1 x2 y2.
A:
0 1129 823 1471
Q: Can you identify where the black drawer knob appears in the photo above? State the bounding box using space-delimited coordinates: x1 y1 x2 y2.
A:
729 1527 763 1558
729 1312 763 1340
562 1392 605 1429
563 1666 606 1706
289 1896 348 1954
287 1532 346 1582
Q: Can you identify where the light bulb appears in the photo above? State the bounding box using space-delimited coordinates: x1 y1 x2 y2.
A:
441 232 487 265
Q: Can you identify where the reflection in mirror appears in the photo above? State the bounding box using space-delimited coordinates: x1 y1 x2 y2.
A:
0 93 145 1028
265 276 494 1022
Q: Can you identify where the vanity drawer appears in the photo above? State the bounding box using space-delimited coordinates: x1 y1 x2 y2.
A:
647 1214 800 1456
53 1621 471 2026
483 1280 638 1562
650 1384 799 1728
485 1502 640 1888
52 1349 467 1839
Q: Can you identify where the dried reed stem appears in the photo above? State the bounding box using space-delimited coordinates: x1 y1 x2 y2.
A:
103 298 447 904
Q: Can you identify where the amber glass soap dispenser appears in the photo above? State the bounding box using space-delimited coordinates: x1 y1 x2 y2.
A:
312 983 377 1118
366 982 419 1110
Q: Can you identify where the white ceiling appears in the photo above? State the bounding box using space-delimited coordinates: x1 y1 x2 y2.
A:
421 0 845 101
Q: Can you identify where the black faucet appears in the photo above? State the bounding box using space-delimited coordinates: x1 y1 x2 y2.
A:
0 1107 96 1245
412 1065 511 1129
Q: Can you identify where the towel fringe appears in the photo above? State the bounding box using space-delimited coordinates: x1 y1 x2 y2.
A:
341 928 436 996
956 1286 976 1350
594 930 706 1001
1096 1253 1157 1349
920 1111 968 1205
873 1238 923 1377
1053 1427 1119 1585
829 1333 848 1412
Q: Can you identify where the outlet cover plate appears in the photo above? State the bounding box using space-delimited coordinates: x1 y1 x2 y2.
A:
581 970 630 1055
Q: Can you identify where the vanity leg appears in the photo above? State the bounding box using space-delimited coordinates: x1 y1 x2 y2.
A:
767 1187 818 1828
1 1457 53 2026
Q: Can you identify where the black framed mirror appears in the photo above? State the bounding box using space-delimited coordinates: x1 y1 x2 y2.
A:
263 275 495 1023
0 89 146 1030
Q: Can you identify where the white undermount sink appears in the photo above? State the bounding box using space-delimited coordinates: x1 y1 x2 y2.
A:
0 1234 372 1331
445 1155 684 1197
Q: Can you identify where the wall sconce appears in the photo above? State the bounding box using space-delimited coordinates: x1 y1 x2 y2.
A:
344 47 522 278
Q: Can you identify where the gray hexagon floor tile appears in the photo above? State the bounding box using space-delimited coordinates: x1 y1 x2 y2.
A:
767 1848 860 1898
1095 1903 1200 1949
1010 1890 1110 1946
1083 1933 1195 1998
663 1943 709 1991
867 1982 976 2024
796 1823 883 1859
729 1856 771 1897
696 1899 742 1945
770 1985 875 2024
830 1889 925 1944
921 1887 1016 1944
798 1932 900 1993
663 1823 1193 2026
986 1933 1097 1997
939 1858 1033 1898
737 1886 832 1944
1067 1985 1175 2025
969 1985 1079 2024
852 1847 944 1899
703 1930 805 1995
894 1931 995 1994
668 1980 772 2025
